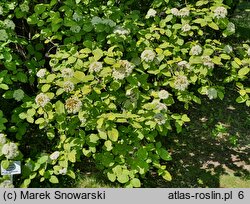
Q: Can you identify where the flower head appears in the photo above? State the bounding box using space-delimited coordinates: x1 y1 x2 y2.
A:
4 19 15 30
63 81 74 93
206 88 217 99
89 62 103 73
65 96 82 114
72 12 82 21
91 16 102 25
0 29 8 41
190 45 202 55
20 3 29 12
146 9 157 18
70 25 81 33
141 50 156 62
0 133 6 144
178 8 190 17
226 22 235 33
35 93 50 107
247 48 250 56
174 75 189 91
214 7 227 19
13 89 24 101
36 69 46 78
59 168 67 175
181 24 191 32
112 60 134 80
158 90 169 99
61 68 74 78
0 6 3 15
154 113 166 125
224 45 233 53
50 151 60 160
171 8 179 16
202 56 214 68
0 180 14 188
177 61 190 69
2 142 19 159
113 26 130 35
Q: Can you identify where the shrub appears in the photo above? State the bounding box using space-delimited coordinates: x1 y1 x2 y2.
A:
0 0 249 187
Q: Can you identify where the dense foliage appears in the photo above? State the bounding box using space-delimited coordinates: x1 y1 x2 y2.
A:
0 0 249 187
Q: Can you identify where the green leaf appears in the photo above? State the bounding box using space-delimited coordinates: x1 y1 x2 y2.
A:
0 84 9 90
49 175 59 184
162 170 172 181
181 114 190 122
67 170 76 179
238 67 249 77
104 57 116 65
55 100 65 114
74 71 85 80
68 151 76 163
35 118 45 125
131 178 141 187
104 140 113 151
158 148 172 161
38 155 48 164
34 4 47 15
1 160 10 170
208 22 219 30
89 134 99 143
93 48 103 61
107 172 116 182
107 128 119 142
117 173 129 184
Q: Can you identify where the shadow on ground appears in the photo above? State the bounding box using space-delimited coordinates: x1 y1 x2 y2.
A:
145 91 250 187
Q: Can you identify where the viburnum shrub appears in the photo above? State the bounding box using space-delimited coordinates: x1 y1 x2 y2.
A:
0 0 249 187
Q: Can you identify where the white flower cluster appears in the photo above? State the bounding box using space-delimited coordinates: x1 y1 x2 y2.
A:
190 45 202 55
72 12 82 21
59 168 67 175
146 9 157 18
4 19 15 30
206 88 217 99
214 7 227 19
226 22 235 33
13 89 25 101
113 26 130 35
35 93 50 107
50 151 60 160
158 90 169 99
202 56 214 68
89 62 103 73
0 180 14 188
177 61 190 69
171 8 189 17
224 45 233 53
181 24 191 32
0 6 3 15
2 142 19 159
171 8 179 16
0 133 6 144
70 25 81 33
63 81 74 93
65 96 82 114
174 75 189 91
154 113 166 125
112 60 134 80
0 29 8 41
20 3 29 12
36 69 46 78
141 49 156 62
91 16 116 27
61 68 74 78
247 48 250 56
